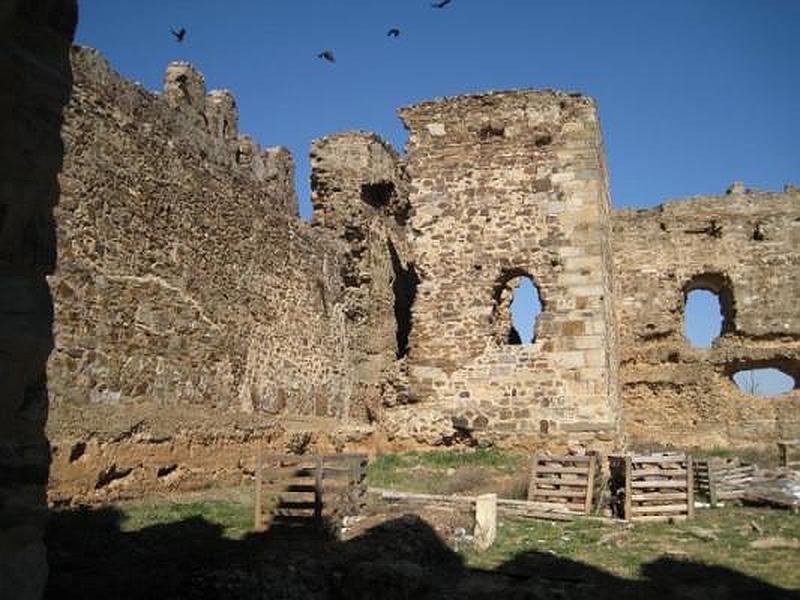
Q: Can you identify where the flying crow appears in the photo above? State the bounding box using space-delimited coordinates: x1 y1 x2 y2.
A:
170 27 186 42
318 49 335 63
387 28 400 37
431 0 452 7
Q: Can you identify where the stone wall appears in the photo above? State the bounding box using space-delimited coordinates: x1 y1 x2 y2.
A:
394 91 622 450
0 1 77 598
310 132 414 420
46 47 361 503
614 186 800 448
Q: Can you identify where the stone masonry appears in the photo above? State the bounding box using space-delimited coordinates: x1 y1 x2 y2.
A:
390 91 622 450
614 187 800 448
46 47 361 504
1 40 793 507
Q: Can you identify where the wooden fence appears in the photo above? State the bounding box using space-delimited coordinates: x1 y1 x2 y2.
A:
694 458 756 507
609 453 694 522
527 454 601 514
254 453 368 529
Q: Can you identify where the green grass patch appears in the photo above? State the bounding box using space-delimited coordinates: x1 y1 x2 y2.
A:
367 449 528 495
462 507 800 589
119 498 253 540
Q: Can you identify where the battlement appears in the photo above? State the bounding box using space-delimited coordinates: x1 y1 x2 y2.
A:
399 89 597 152
70 47 294 202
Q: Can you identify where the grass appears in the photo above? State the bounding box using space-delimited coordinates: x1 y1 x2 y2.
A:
461 506 800 589
118 490 254 540
100 449 799 591
367 448 528 495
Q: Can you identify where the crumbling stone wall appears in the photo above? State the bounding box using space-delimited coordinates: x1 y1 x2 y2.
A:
46 47 359 502
310 132 414 420
614 186 800 448
0 1 77 598
393 91 622 449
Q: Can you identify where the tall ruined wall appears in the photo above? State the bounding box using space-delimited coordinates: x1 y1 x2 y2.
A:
396 91 622 450
0 1 77 598
310 133 414 420
47 47 357 503
613 186 800 448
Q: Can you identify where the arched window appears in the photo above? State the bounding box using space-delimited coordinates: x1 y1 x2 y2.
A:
494 272 543 345
683 273 735 348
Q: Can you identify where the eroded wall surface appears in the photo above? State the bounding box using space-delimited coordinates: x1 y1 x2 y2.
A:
614 187 800 448
394 91 622 450
0 1 77 597
47 48 359 503
310 132 414 420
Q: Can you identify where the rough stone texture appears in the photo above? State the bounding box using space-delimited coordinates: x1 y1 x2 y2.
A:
46 48 361 501
0 1 77 597
614 187 800 448
394 91 622 450
310 132 414 420
39 45 800 505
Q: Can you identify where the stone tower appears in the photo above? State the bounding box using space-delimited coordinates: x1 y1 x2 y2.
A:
397 90 622 449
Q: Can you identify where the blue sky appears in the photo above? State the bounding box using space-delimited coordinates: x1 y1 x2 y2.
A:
76 1 798 394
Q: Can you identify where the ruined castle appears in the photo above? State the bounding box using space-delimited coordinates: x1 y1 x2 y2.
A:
1 3 798 594
38 47 799 504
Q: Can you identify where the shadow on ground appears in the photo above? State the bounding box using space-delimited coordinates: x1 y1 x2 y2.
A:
46 506 798 600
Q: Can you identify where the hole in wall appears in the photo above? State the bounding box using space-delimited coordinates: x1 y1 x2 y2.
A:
683 273 735 348
478 125 504 139
731 367 797 397
534 134 552 147
388 240 418 359
361 181 395 208
494 272 543 346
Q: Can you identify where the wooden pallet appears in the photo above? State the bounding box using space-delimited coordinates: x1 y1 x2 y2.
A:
778 440 800 469
527 454 601 514
694 458 756 507
609 453 694 522
254 453 367 529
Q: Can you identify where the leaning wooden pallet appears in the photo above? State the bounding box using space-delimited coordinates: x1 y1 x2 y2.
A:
527 453 602 515
777 440 800 469
694 457 756 507
610 453 694 522
254 452 368 529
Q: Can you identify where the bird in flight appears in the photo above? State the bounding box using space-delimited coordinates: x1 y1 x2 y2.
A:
318 50 336 63
431 0 452 8
170 27 186 42
387 28 400 37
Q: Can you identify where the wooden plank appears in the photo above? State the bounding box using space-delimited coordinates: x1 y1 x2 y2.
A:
630 468 687 478
314 455 323 521
632 504 689 515
527 455 540 501
624 456 632 521
530 477 589 487
631 491 688 502
631 480 688 489
686 455 694 519
529 488 588 499
533 465 591 475
537 455 593 464
585 455 596 514
631 454 685 464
